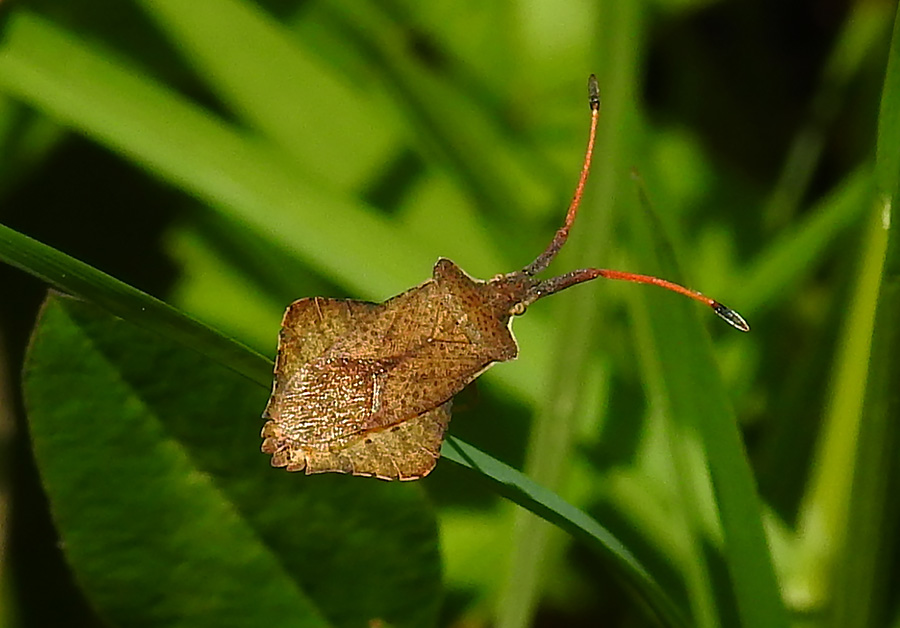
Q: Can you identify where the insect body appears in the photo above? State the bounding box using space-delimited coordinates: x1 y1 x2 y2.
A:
261 75 748 480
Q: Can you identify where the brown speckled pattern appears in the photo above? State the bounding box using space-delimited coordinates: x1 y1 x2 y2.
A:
261 260 530 481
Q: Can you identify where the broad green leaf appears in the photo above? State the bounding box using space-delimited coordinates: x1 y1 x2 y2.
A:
23 293 442 628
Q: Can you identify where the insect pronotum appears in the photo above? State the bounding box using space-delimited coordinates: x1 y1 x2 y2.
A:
261 75 749 480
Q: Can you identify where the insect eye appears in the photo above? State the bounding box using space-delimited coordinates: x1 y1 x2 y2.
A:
511 303 527 316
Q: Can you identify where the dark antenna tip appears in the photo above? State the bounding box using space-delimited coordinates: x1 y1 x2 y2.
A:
712 302 751 332
588 74 600 111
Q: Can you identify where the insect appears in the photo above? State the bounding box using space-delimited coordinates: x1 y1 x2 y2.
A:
261 75 749 481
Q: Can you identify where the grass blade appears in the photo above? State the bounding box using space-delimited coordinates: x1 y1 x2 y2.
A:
0 9 433 298
790 197 884 616
0 221 271 386
828 6 900 626
627 184 789 628
741 167 871 315
136 0 396 191
442 438 690 628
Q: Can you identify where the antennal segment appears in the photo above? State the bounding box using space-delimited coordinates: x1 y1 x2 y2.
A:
522 74 601 276
509 75 749 333
526 267 751 332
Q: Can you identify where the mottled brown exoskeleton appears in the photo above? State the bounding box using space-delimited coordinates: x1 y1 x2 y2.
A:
261 75 749 480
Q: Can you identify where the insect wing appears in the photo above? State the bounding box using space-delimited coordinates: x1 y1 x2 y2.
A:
262 296 450 479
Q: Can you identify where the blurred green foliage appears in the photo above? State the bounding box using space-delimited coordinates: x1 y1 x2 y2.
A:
1 1 899 627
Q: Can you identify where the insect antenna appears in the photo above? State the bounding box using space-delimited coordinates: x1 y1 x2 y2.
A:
520 74 750 333
531 268 750 331
521 74 601 277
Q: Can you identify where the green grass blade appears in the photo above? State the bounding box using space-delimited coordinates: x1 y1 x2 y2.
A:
790 196 883 616
828 5 900 626
142 0 551 224
627 186 789 628
740 167 871 315
761 1 891 228
314 0 549 222
136 0 396 191
0 9 433 297
875 9 900 203
0 221 271 386
441 438 690 628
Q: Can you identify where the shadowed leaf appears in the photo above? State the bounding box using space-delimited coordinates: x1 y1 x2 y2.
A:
23 293 442 628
